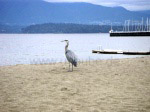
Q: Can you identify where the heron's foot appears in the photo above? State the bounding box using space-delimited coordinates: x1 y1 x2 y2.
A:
68 70 73 72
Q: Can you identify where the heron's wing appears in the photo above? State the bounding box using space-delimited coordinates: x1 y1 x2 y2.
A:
66 50 78 63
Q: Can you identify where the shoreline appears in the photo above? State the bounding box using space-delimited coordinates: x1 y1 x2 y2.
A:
0 56 150 112
0 56 147 67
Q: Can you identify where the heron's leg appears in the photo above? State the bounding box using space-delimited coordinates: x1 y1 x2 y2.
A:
72 64 73 71
69 62 70 71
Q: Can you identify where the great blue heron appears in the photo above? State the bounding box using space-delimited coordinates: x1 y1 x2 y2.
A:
61 40 78 71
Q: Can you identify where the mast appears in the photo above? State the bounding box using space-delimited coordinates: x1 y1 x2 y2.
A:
149 18 150 31
128 20 130 32
111 23 112 31
147 18 149 31
142 17 143 31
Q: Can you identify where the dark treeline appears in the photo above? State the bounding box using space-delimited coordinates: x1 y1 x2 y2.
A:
21 23 123 33
1 23 147 33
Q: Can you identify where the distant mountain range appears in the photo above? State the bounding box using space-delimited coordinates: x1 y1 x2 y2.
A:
0 0 150 26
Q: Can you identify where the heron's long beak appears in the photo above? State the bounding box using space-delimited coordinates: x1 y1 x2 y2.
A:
61 40 68 42
61 40 69 43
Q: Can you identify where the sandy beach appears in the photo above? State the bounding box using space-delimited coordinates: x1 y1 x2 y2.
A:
0 57 150 112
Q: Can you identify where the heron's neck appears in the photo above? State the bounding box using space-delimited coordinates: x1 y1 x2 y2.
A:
65 41 69 52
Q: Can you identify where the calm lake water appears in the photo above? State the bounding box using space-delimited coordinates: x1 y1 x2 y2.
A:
0 33 150 66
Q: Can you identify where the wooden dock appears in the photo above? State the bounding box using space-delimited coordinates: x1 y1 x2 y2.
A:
110 31 150 37
92 50 150 55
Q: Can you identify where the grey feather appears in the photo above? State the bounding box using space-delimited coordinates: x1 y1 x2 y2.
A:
65 50 78 67
61 39 78 71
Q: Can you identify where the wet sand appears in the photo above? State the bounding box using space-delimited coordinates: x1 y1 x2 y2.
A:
0 57 150 112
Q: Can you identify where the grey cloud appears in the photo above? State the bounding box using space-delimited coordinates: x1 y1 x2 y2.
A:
44 0 150 11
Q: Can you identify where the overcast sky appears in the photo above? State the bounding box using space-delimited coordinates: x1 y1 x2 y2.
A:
44 0 150 11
